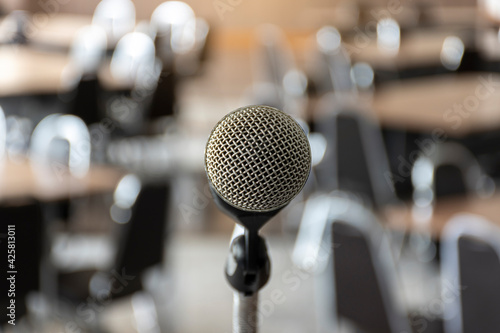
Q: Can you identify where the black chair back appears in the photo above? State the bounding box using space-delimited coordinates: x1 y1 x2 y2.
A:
112 183 170 298
0 200 43 323
314 105 395 208
435 164 468 198
458 236 500 333
333 221 393 333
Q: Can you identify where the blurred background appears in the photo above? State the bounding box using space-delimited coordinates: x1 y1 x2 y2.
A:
1 0 500 332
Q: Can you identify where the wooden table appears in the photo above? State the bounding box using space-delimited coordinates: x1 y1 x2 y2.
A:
372 72 500 136
346 30 451 71
27 13 92 50
0 160 123 202
0 45 131 97
382 193 500 237
0 45 76 97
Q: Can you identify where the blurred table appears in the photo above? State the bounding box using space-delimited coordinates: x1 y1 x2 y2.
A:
372 72 500 136
346 30 451 70
27 13 92 50
0 45 74 97
0 160 123 201
382 193 500 237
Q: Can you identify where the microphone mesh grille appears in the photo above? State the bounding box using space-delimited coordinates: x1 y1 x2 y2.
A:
205 105 311 212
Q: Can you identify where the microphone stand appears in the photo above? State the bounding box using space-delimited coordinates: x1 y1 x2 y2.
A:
211 189 279 333
225 229 270 333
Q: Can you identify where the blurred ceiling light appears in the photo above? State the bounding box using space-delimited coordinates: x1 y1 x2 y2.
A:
440 36 464 71
377 18 400 55
283 69 308 97
110 32 156 85
92 0 136 45
316 26 342 54
70 25 107 75
151 1 196 54
350 62 374 90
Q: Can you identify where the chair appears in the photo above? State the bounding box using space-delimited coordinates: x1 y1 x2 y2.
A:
0 200 44 325
110 32 158 88
409 142 494 263
151 1 196 63
92 0 136 46
0 105 6 161
313 26 354 95
29 114 91 226
251 24 308 118
53 174 171 330
412 142 493 206
67 25 108 126
313 96 397 209
107 32 162 134
0 10 28 44
441 214 500 333
293 192 415 333
30 114 91 180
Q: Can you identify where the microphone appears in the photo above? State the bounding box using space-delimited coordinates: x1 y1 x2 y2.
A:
205 105 311 332
205 104 311 221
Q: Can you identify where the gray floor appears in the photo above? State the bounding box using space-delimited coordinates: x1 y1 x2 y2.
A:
163 232 318 333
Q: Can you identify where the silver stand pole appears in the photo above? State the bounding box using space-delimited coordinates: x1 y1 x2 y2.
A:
233 292 259 333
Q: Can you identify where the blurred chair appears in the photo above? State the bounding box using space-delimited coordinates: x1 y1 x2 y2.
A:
313 96 397 209
92 0 136 47
149 1 209 122
251 24 308 118
29 114 91 230
293 192 441 333
0 105 6 162
410 142 494 262
312 26 354 95
107 32 162 134
151 1 208 71
30 114 91 180
52 174 170 331
412 142 494 209
0 200 44 326
67 25 108 126
441 213 500 333
0 10 28 44
110 32 158 88
151 1 194 65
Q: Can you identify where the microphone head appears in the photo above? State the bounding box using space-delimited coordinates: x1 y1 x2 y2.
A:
205 105 311 214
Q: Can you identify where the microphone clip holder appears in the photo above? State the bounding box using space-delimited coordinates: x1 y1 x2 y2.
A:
225 230 270 294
